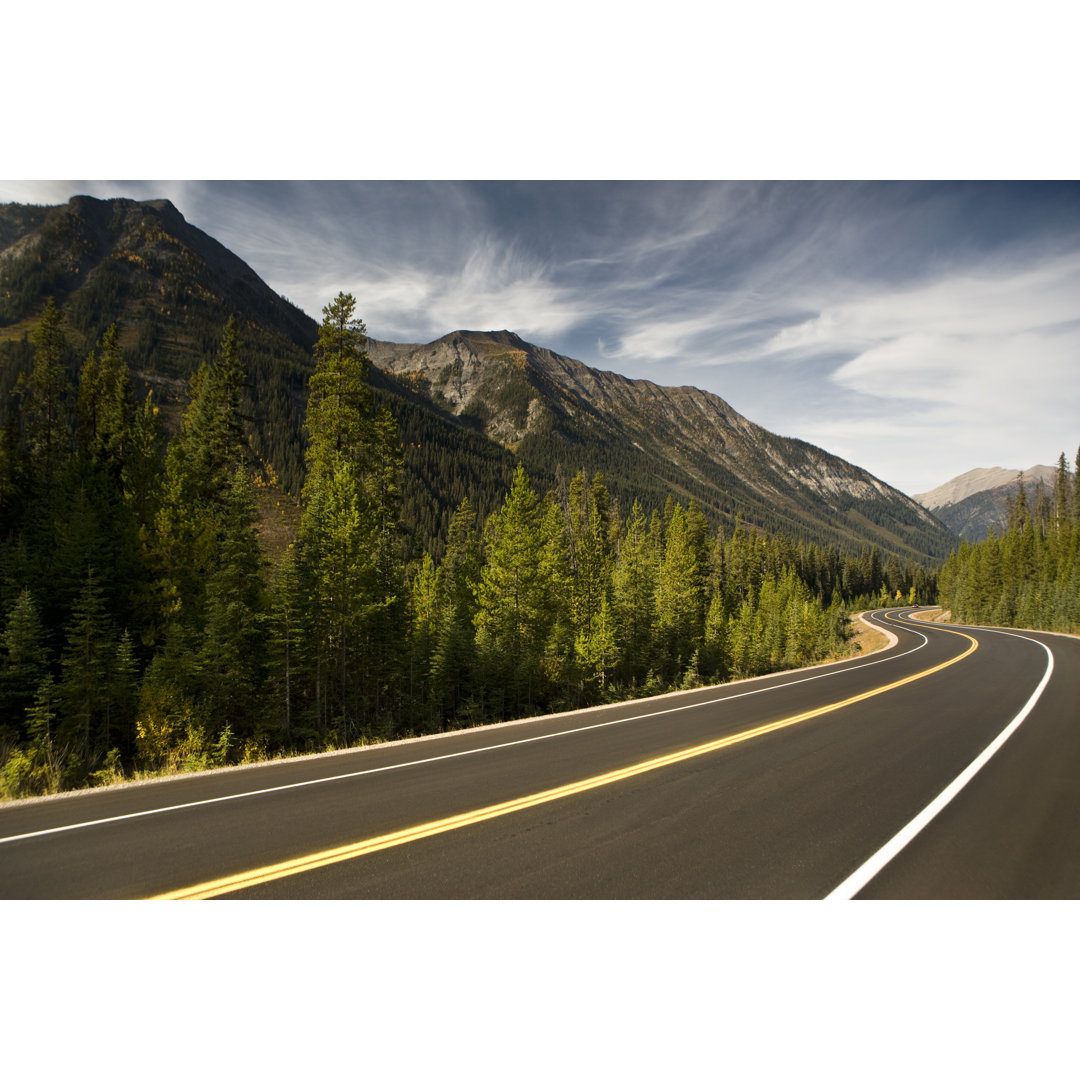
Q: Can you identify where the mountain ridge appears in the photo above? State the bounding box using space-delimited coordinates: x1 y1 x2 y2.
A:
367 329 955 561
915 465 1057 511
2 194 956 563
0 195 320 490
914 464 1059 541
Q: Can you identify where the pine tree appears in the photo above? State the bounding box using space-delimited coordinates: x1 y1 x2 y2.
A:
303 292 372 489
23 673 64 795
122 391 165 532
409 552 439 721
168 318 251 506
1073 446 1080 527
198 468 266 739
77 325 134 468
291 294 407 741
16 298 72 488
107 630 138 753
64 327 148 627
266 546 303 739
154 320 252 632
1054 453 1070 535
702 588 728 678
308 461 365 742
538 490 574 705
1007 473 1029 532
59 568 115 760
654 503 703 681
611 500 658 686
576 591 617 696
362 407 408 734
0 589 50 739
566 472 616 647
429 499 481 725
474 464 549 718
728 595 757 678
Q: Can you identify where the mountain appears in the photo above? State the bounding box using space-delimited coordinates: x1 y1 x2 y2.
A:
367 330 956 561
1 195 956 565
0 195 318 491
915 465 1058 541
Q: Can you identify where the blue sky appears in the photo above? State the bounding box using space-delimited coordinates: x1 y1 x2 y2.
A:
3 179 1077 496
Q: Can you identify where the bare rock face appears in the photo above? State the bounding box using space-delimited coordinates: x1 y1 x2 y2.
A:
369 332 545 447
915 466 1058 512
369 329 955 561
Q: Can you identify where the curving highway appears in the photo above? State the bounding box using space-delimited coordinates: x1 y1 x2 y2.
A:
2 609 1077 899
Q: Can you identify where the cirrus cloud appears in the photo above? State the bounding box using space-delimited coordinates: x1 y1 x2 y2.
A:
3 179 1078 495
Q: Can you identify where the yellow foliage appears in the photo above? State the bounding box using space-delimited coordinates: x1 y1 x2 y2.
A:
135 683 197 768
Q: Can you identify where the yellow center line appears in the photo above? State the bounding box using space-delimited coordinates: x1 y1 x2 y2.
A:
152 625 978 900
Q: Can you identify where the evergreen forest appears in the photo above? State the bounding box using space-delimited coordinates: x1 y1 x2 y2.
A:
0 295 937 798
937 455 1080 633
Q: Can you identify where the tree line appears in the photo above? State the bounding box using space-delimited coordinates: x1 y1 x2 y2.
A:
0 294 934 797
938 455 1080 633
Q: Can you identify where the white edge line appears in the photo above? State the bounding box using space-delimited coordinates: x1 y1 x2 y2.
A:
823 630 1055 900
861 610 900 649
0 610 923 846
4 608 905 806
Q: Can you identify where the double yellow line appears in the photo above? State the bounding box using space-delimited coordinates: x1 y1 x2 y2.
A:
153 621 977 899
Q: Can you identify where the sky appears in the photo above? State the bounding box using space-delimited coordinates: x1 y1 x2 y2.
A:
3 179 1077 496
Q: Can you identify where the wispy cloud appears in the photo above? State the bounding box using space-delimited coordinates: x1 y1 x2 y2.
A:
3 179 1078 494
764 253 1080 358
590 223 1080 492
319 237 595 344
770 253 1078 433
742 253 1080 491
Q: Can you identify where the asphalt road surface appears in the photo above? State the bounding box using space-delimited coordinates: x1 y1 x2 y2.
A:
2 609 1077 899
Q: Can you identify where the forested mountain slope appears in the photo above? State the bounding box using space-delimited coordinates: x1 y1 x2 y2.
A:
2 195 954 563
0 195 515 541
0 195 317 492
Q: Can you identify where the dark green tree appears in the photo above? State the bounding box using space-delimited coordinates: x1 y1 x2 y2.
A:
429 499 481 726
611 500 659 686
58 568 115 763
266 546 304 740
155 319 252 630
292 294 407 742
15 298 72 488
0 589 50 740
197 468 267 738
76 325 134 468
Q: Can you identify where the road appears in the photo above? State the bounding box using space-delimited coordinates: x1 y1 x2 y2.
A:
1 609 1077 899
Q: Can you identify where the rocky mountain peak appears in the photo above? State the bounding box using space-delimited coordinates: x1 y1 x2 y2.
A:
368 328 955 560
914 464 1060 541
915 465 1057 512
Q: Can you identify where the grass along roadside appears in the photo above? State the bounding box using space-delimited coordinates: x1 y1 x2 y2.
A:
910 607 951 623
848 611 892 655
